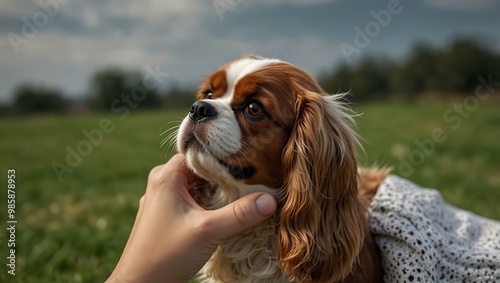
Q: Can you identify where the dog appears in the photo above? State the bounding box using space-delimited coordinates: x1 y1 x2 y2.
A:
176 55 389 282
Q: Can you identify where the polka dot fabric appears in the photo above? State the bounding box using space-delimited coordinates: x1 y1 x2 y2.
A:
369 175 500 283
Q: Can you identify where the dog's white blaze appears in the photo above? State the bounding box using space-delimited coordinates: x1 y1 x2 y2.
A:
220 57 282 103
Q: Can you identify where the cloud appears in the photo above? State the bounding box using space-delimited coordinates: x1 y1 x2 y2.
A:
253 0 334 6
1 0 499 104
0 0 38 16
424 0 499 11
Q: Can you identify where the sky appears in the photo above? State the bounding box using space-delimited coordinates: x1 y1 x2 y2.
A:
1 0 499 104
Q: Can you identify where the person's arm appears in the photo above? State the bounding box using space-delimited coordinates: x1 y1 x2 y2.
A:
106 154 277 283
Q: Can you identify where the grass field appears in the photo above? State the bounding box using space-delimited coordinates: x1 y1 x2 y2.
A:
0 102 499 282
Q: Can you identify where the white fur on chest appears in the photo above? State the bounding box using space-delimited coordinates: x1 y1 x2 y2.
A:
199 185 291 283
200 217 292 283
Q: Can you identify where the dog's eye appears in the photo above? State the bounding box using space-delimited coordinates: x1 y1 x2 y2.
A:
204 91 213 99
245 102 265 118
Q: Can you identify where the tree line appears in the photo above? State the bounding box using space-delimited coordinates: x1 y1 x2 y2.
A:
319 37 500 102
3 36 500 116
2 68 196 117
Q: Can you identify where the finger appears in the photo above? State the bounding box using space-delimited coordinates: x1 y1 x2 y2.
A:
147 155 189 193
153 154 200 189
160 154 193 180
208 193 277 240
147 154 202 210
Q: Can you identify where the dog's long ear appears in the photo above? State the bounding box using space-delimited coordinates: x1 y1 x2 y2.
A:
277 89 365 282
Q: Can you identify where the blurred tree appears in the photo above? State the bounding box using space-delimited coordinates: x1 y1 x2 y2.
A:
319 56 392 102
13 84 65 114
321 36 500 102
89 68 160 111
390 43 441 96
0 104 12 117
437 37 500 93
351 56 392 101
161 84 196 109
319 63 353 95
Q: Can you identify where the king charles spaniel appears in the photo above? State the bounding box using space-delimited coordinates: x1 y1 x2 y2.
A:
176 55 389 283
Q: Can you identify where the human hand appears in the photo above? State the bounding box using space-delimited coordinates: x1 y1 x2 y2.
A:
106 154 277 283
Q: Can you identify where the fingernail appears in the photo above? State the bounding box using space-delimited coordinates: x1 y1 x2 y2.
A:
256 194 276 217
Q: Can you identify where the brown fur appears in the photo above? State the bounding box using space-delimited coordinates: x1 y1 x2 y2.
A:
278 83 388 282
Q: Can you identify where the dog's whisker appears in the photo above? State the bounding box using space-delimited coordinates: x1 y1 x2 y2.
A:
158 121 182 158
160 131 179 153
159 119 183 135
159 123 181 138
162 130 178 145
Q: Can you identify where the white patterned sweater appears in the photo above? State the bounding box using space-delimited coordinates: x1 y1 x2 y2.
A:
369 175 500 283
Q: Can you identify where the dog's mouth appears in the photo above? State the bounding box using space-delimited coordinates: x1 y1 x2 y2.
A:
216 158 256 180
183 131 199 152
183 130 256 180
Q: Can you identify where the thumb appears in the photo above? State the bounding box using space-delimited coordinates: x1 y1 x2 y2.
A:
209 193 277 240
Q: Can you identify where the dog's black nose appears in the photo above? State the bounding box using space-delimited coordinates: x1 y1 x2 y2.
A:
189 101 218 123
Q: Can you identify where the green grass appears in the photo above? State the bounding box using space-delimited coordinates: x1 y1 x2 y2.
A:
0 103 499 282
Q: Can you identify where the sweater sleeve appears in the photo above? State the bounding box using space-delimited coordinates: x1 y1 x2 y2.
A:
369 175 500 283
